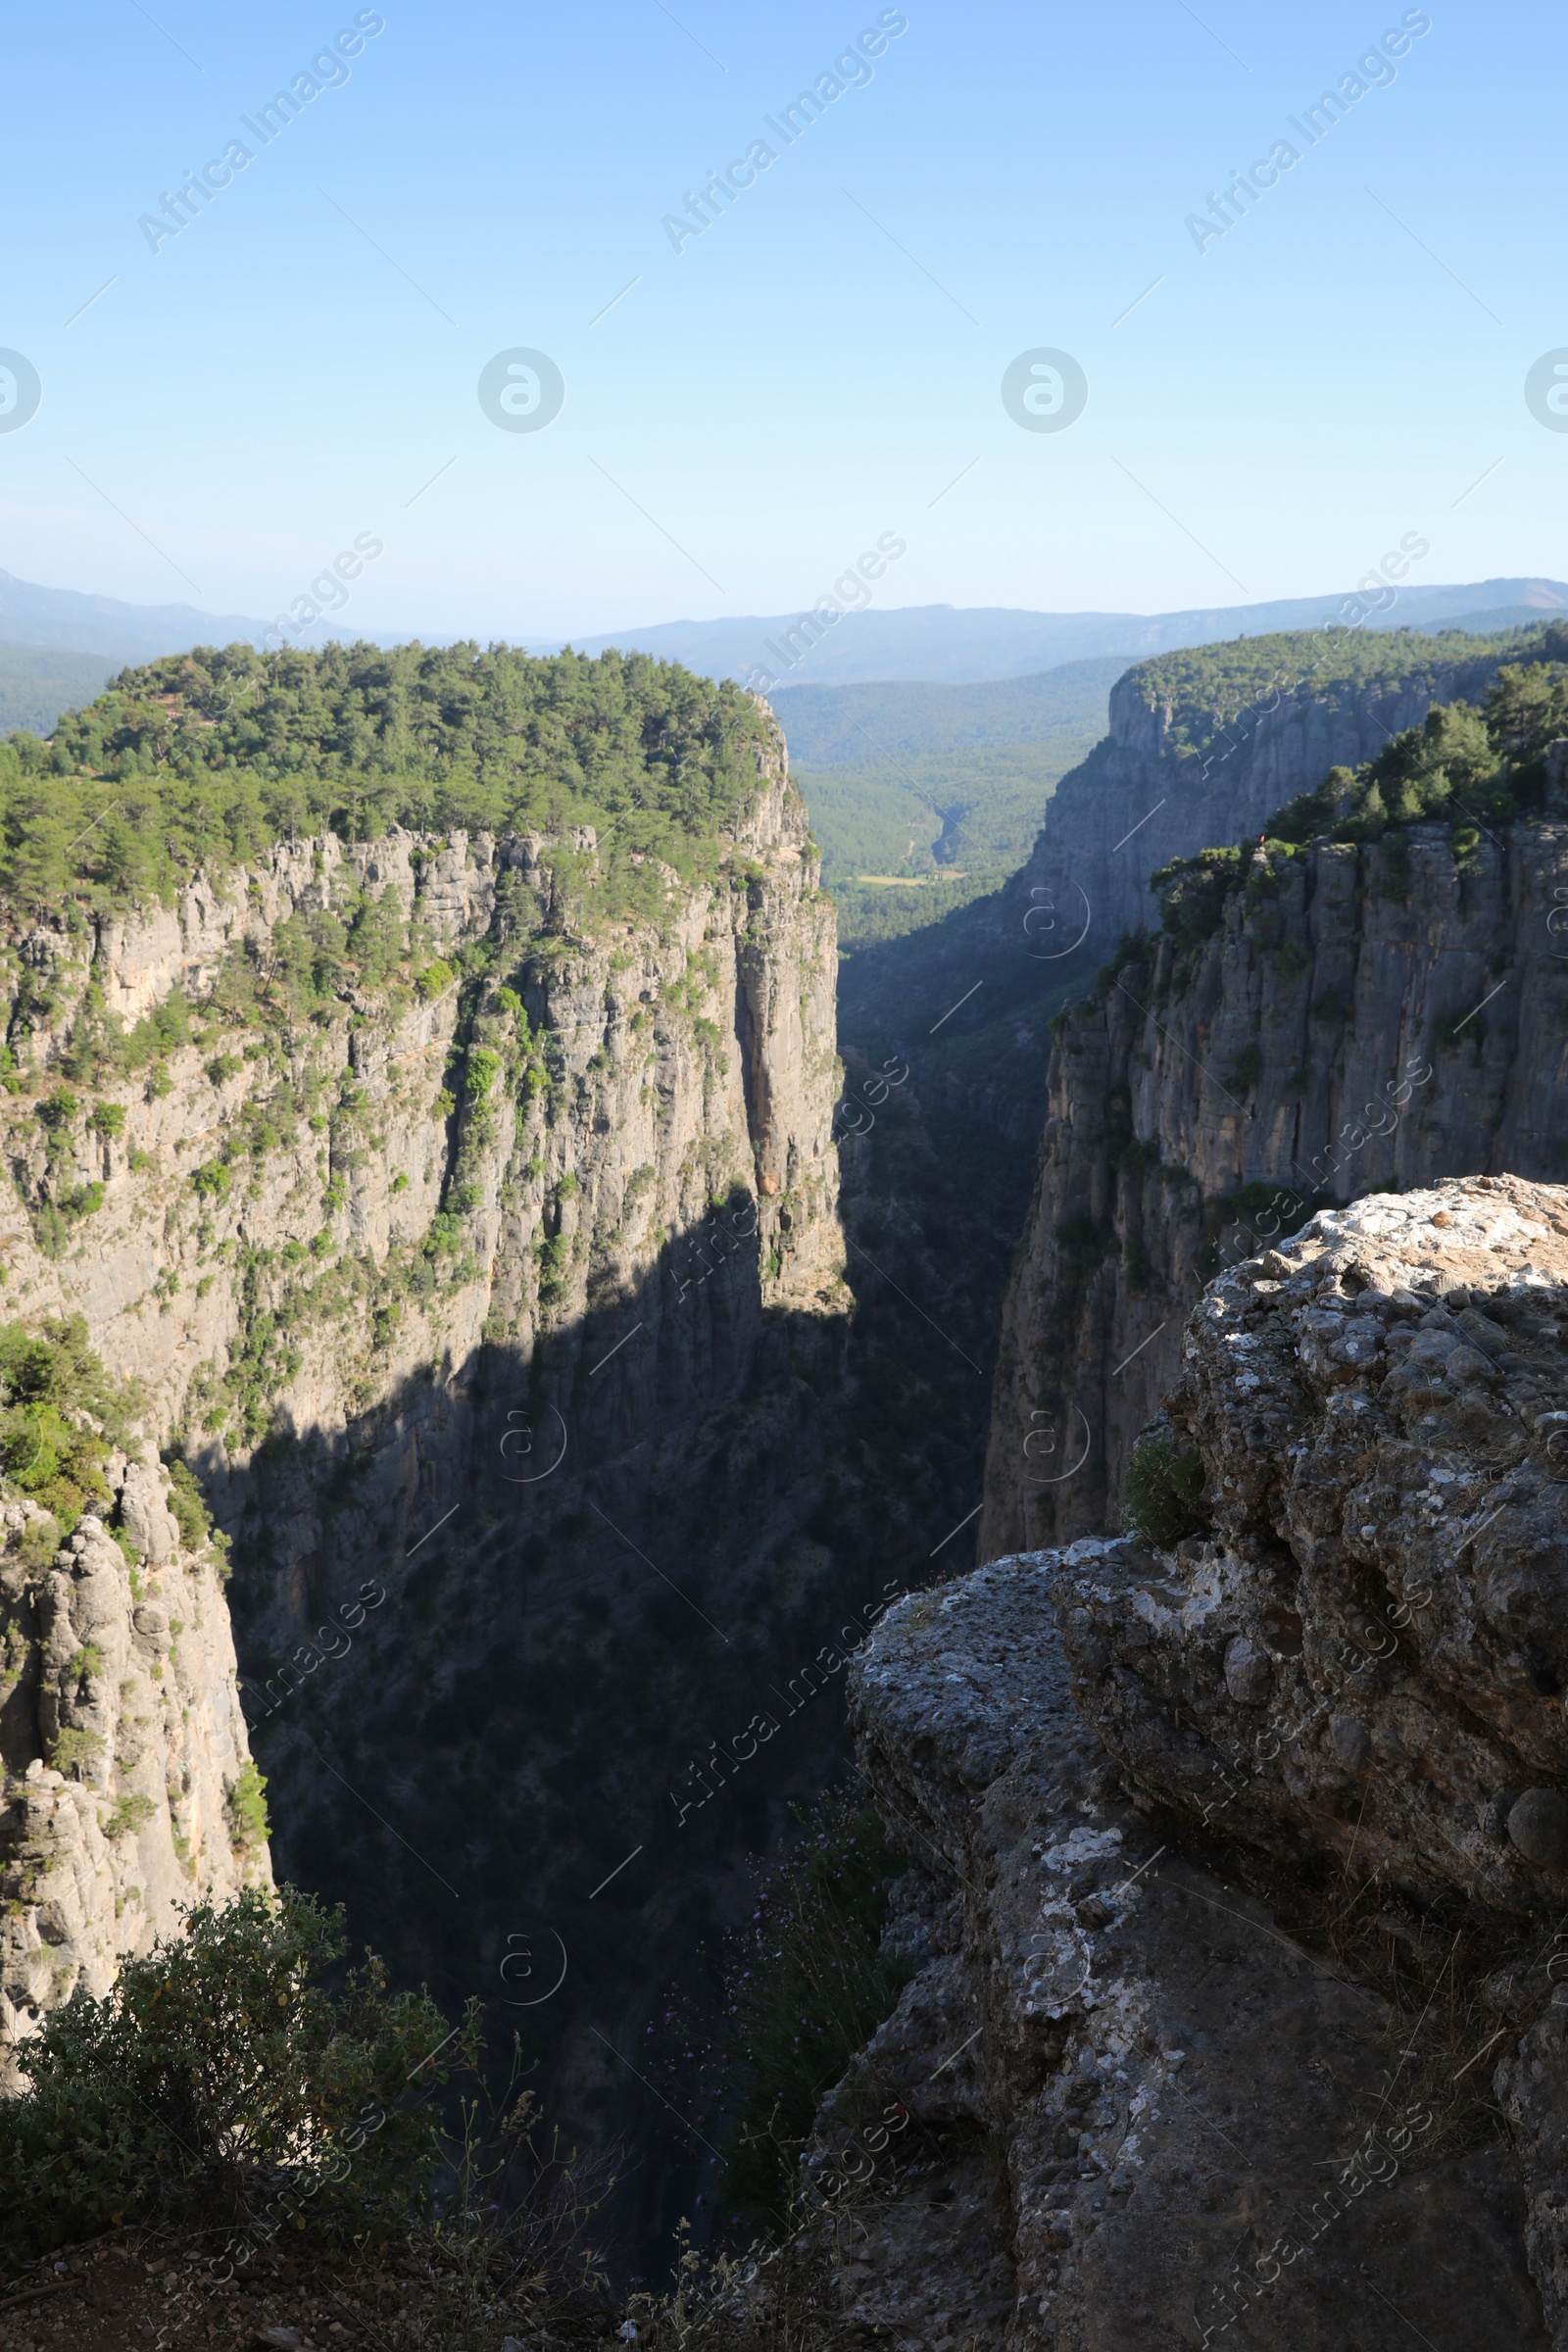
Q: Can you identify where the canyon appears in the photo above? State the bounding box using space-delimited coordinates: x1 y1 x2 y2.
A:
7 617 1568 2343
1007 624 1538 966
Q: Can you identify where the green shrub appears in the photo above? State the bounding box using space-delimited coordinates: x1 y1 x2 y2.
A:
1124 1430 1206 1548
535 1233 568 1298
35 1089 77 1133
1224 1043 1263 1095
47 1727 105 1781
415 959 454 1001
163 1453 220 1558
0 1886 471 2258
88 1102 125 1139
102 1790 156 1840
1115 1135 1161 1175
192 1157 231 1200
226 1762 270 1850
464 1049 501 1098
1152 846 1245 949
0 1315 134 1529
55 1181 104 1221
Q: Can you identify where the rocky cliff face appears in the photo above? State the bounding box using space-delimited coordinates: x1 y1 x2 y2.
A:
0 735 839 1427
1005 632 1524 966
816 1182 1568 2349
0 1460 266 2087
0 710 852 2240
982 790 1568 1559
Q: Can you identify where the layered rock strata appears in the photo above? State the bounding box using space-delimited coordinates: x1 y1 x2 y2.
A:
983 801 1568 1558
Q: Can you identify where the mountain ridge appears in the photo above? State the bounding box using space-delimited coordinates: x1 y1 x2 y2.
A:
0 565 1563 693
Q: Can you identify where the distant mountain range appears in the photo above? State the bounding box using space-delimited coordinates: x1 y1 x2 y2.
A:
0 568 270 667
0 568 1562 739
556 578 1568 686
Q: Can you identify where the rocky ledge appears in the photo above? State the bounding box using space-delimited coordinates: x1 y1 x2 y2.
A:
826 1176 1568 2349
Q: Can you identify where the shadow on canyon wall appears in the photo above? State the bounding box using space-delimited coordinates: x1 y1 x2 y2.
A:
216 1145 1025 2274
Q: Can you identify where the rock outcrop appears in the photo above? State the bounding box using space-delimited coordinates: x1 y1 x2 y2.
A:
1054 1177 1568 1916
0 1460 267 2086
982 801 1568 1559
826 1180 1568 2347
1005 629 1530 966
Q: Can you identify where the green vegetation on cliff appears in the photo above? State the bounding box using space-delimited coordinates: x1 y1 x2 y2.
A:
0 1313 135 1532
1132 619 1556 776
1151 642 1568 944
0 641 773 917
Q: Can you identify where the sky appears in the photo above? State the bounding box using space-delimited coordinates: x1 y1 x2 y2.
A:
0 0 1563 644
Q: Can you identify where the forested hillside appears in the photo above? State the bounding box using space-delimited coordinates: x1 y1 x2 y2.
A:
0 640 772 915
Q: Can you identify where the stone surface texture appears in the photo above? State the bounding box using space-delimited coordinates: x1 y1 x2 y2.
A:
982 802 1568 1559
831 1537 1549 2349
1052 1178 1568 1917
0 1461 268 2087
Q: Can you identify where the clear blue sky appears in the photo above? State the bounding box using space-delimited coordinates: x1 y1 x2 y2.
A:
0 1 1560 642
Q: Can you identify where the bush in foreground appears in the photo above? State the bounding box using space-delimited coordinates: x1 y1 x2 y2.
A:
0 1885 473 2262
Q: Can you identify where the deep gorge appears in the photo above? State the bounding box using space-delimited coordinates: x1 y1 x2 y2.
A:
8 622 1568 2346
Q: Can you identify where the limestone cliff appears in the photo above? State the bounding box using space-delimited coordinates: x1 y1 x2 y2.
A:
0 703 848 2242
982 790 1568 1560
0 1459 266 2087
812 1182 1568 2349
1004 629 1530 968
0 734 839 1430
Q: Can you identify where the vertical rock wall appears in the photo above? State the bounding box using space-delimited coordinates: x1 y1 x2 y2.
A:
982 804 1568 1558
0 1463 267 2086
